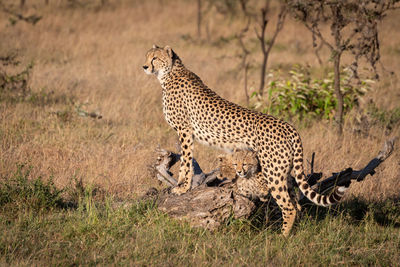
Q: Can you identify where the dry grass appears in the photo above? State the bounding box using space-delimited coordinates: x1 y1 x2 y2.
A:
1 1 400 265
1 0 399 203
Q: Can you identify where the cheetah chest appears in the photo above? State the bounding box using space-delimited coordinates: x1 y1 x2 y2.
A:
161 89 187 130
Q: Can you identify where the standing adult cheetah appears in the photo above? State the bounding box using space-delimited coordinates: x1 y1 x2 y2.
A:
143 45 349 236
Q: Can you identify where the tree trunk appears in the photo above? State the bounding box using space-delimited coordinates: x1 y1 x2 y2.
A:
331 4 344 136
333 51 343 135
256 1 286 97
257 4 269 97
259 47 268 97
197 0 202 39
244 62 249 105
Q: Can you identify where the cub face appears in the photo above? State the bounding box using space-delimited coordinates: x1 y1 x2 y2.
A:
218 150 259 180
142 45 174 79
231 150 259 179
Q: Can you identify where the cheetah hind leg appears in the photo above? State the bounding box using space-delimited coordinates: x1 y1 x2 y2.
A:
255 172 300 211
288 180 302 211
262 167 297 237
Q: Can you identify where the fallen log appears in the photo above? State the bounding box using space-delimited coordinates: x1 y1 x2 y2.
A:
147 138 396 230
309 138 396 194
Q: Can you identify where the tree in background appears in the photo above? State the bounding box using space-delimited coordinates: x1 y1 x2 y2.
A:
195 0 287 102
287 0 400 135
235 0 287 101
254 0 287 97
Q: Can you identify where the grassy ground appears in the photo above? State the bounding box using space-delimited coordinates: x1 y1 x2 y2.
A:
1 0 400 265
1 168 400 265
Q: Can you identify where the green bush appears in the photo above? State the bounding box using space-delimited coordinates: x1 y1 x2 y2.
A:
251 65 373 121
0 164 64 212
0 56 33 103
366 102 400 131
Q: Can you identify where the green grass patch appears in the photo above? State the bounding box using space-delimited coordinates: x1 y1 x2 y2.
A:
0 164 65 213
1 166 399 265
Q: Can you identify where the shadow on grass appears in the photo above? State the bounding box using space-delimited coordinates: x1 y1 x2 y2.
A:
299 197 400 228
242 196 400 233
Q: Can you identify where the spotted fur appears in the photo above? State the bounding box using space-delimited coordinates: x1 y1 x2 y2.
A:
143 45 349 236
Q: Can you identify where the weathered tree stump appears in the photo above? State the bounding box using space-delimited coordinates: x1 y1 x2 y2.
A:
146 138 396 230
157 186 255 229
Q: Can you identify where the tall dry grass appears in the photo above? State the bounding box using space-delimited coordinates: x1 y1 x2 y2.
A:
0 0 399 200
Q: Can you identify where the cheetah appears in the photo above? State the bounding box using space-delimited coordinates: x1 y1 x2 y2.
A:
143 45 349 236
218 150 269 202
217 150 260 180
223 150 260 179
218 150 301 210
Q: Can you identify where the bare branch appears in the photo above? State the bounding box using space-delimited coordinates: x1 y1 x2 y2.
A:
264 4 287 60
304 22 334 51
0 1 42 25
309 138 396 195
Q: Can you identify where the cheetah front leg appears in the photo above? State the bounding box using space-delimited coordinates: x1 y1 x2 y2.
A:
171 128 194 195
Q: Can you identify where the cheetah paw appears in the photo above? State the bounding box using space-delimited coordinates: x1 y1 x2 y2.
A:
296 203 302 211
171 186 189 195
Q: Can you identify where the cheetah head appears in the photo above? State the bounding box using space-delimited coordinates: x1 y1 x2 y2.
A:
233 161 255 179
218 150 259 180
143 45 175 79
231 150 259 179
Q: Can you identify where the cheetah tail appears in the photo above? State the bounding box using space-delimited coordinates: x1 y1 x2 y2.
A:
292 139 350 207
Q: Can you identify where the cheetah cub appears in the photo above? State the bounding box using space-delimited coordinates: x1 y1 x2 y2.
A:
218 150 268 202
218 150 259 180
218 150 301 211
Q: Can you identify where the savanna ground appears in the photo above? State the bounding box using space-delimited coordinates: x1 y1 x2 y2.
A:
0 0 400 265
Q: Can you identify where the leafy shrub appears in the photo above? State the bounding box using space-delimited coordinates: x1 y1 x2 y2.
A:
0 54 33 103
366 102 400 132
250 65 373 121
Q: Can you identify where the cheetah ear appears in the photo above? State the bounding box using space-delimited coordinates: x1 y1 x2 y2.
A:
164 45 173 58
152 44 160 49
